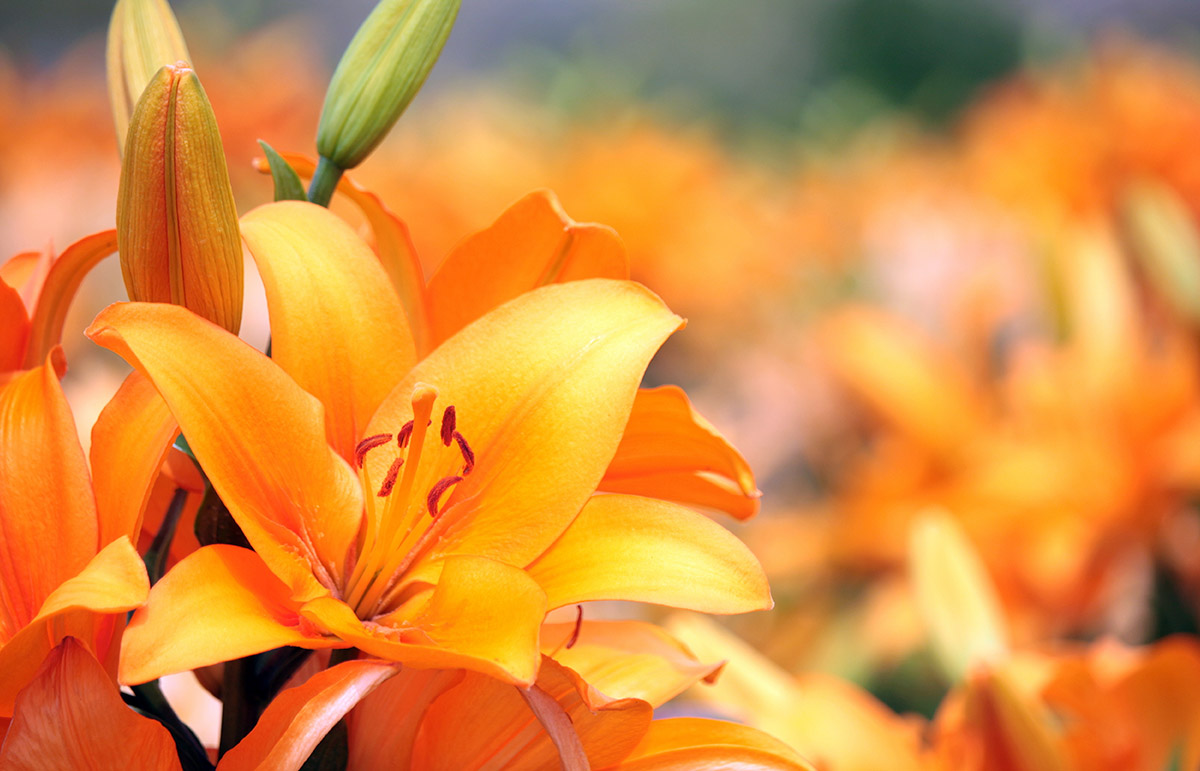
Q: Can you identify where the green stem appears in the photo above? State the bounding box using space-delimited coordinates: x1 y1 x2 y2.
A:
144 488 188 585
307 156 344 208
218 655 257 759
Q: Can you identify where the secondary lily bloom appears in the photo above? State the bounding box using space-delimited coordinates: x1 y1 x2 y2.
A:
0 351 154 715
217 619 813 771
88 200 771 689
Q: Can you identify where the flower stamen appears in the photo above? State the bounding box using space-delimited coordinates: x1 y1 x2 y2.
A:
453 431 475 475
377 456 404 497
440 405 456 446
426 475 463 518
354 433 392 468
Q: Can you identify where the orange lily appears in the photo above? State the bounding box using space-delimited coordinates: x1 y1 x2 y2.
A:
0 351 152 714
218 619 813 771
87 200 771 689
271 154 762 520
0 638 181 771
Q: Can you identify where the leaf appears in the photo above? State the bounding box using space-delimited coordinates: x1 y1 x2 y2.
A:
258 140 308 202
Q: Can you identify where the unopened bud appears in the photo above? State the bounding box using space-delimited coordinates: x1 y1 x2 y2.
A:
117 63 243 334
1123 179 1200 325
316 0 460 171
106 0 191 151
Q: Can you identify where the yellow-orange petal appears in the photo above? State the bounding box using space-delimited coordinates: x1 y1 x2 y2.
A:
366 279 683 569
266 152 429 349
0 280 29 373
543 619 719 708
0 537 148 715
908 510 1009 683
86 301 361 599
347 667 464 770
240 201 416 461
302 555 546 686
90 370 178 547
667 613 928 771
0 638 181 771
425 190 628 349
0 352 98 639
120 545 335 685
22 230 118 369
527 494 771 614
599 385 759 520
216 658 397 771
413 658 652 771
605 718 814 770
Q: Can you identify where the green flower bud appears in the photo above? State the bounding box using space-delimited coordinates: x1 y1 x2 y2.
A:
316 0 461 171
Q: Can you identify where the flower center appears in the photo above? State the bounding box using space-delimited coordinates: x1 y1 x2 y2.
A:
343 384 475 617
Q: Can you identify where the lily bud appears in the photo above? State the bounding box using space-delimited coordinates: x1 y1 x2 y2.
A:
117 63 243 334
1122 179 1200 325
106 0 191 151
316 0 461 171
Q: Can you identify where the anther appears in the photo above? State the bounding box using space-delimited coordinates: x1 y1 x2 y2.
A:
396 420 414 448
566 605 584 649
453 431 475 475
426 475 463 517
440 406 456 446
377 456 404 497
354 433 393 468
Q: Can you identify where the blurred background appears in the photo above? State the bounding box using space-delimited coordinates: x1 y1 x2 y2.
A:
10 0 1200 758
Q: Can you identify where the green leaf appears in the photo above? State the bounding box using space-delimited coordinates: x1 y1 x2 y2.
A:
258 140 308 202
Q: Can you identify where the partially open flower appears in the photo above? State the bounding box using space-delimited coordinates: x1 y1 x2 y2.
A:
116 62 243 334
106 0 190 151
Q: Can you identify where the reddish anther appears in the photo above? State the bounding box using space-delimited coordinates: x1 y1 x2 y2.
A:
377 456 405 497
440 406 456 446
396 420 415 448
453 431 475 475
353 433 393 468
566 605 584 649
426 475 463 517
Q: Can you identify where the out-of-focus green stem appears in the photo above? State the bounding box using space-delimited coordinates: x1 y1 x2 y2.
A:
307 156 343 208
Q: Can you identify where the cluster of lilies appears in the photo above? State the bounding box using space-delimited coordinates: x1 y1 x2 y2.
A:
0 0 807 768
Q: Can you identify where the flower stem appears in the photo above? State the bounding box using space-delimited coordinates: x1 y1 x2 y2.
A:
144 487 188 585
307 155 344 208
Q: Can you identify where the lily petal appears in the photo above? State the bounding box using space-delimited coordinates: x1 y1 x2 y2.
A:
599 385 759 519
120 544 336 685
0 352 98 640
413 658 652 771
527 494 771 614
22 230 117 369
87 302 362 599
425 190 628 348
606 717 814 770
0 638 181 771
302 555 546 686
543 620 720 708
90 370 178 547
0 537 148 714
366 279 683 569
0 280 28 373
347 667 464 770
268 152 428 348
241 201 416 461
217 658 398 771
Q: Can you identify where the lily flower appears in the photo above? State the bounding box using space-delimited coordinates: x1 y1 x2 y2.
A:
0 351 153 714
87 200 771 689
